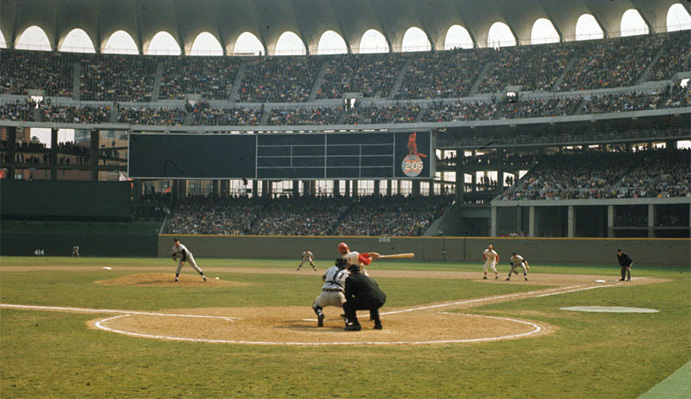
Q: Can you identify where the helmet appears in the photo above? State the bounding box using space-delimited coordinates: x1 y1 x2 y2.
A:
337 242 349 255
335 257 348 269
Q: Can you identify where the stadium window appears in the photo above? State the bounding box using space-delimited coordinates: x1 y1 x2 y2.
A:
0 30 6 48
531 18 560 44
190 32 224 56
15 26 52 51
359 29 389 54
667 3 691 32
59 28 96 53
103 30 139 54
274 31 306 55
620 9 649 37
401 27 431 52
317 30 348 55
146 31 182 56
575 14 604 41
487 22 516 48
233 32 264 55
444 25 474 50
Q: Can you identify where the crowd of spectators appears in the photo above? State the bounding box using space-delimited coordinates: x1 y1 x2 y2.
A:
117 106 187 125
648 30 690 82
239 56 322 102
0 100 35 121
190 102 264 126
498 148 690 201
478 44 574 93
344 103 421 124
558 35 666 91
335 194 453 236
159 57 240 100
0 50 73 97
79 54 157 102
395 49 489 99
267 106 340 125
164 193 453 236
317 54 407 99
166 195 262 235
422 96 583 122
39 104 112 124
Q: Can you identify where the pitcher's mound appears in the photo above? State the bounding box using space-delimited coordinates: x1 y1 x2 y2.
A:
96 273 250 287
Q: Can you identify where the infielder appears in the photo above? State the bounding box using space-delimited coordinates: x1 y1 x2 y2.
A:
312 257 349 327
337 242 380 276
616 249 633 282
172 237 207 282
482 244 499 280
297 249 317 271
506 252 529 281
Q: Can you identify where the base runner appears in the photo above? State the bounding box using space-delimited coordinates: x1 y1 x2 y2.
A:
172 237 207 282
506 252 529 281
297 249 317 271
483 244 499 280
312 258 349 327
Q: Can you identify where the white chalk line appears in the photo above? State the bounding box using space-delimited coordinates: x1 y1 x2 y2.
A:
1 279 635 346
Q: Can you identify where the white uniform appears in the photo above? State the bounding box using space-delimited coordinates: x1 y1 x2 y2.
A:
507 254 529 280
298 250 316 270
313 266 349 308
344 251 371 276
483 248 499 274
172 243 205 278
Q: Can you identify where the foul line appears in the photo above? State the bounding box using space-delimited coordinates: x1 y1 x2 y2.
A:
1 279 633 346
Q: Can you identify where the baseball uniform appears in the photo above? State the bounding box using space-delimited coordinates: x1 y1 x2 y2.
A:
172 242 206 282
298 250 317 271
312 258 349 326
507 254 529 281
483 248 499 279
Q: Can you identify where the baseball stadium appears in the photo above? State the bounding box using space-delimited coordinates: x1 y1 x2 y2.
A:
1 0 690 398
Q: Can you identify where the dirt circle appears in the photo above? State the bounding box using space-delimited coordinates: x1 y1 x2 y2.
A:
96 273 252 288
90 305 550 345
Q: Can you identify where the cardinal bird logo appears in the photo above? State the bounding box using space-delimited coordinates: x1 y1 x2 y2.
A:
402 132 426 177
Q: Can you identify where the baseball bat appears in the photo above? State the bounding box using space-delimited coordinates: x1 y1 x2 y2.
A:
378 253 415 259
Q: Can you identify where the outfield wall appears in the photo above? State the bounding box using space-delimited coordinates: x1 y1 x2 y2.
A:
1 233 157 257
157 235 690 267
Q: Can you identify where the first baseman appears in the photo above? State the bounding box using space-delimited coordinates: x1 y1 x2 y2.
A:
172 237 207 282
312 258 349 327
297 249 317 271
482 244 499 280
506 252 529 281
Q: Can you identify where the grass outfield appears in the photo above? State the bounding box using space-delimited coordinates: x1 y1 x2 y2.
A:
1 256 689 399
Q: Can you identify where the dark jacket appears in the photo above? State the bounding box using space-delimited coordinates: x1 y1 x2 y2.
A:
617 252 633 267
344 271 386 307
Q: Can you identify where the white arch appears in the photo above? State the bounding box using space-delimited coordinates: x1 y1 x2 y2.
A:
444 25 473 50
487 22 516 48
59 28 95 53
0 30 7 48
575 14 604 41
233 32 264 56
667 3 691 32
274 31 306 55
360 29 389 54
15 26 52 51
531 18 560 44
103 30 139 54
620 9 649 36
190 32 224 56
401 27 431 52
317 30 348 55
146 31 181 56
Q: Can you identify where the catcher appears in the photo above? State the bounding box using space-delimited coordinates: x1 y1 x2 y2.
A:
312 257 349 327
506 252 529 281
172 237 207 282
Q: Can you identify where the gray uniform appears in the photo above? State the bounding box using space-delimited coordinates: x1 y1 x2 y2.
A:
172 242 205 280
312 259 349 326
507 254 529 281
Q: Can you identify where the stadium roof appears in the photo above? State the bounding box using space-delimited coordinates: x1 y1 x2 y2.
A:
1 0 687 54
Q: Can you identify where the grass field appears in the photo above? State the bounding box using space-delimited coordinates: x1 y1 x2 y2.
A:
1 256 689 399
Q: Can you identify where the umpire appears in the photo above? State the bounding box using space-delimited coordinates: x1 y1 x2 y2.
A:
616 249 633 282
343 264 386 331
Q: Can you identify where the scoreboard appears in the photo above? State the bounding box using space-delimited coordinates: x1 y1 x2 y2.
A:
128 131 433 180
